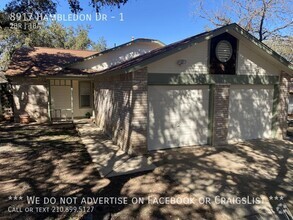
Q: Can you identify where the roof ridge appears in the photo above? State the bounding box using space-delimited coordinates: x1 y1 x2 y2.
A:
34 47 96 53
64 38 165 68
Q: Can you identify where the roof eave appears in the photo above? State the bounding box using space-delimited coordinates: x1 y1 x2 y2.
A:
75 23 293 78
108 23 292 75
64 38 166 69
231 24 292 72
92 24 236 76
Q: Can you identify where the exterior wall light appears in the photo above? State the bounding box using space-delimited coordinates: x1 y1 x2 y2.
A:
177 59 187 66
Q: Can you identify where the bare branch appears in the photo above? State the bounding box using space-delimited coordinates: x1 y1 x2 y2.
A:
193 0 293 43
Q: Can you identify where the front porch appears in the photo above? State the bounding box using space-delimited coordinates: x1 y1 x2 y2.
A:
48 78 94 121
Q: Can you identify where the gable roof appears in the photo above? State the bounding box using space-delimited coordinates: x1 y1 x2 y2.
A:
5 47 97 77
5 38 165 77
66 38 165 67
78 23 292 76
5 24 292 78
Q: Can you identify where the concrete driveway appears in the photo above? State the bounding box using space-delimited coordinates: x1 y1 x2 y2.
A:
106 140 292 219
0 121 292 219
145 140 293 219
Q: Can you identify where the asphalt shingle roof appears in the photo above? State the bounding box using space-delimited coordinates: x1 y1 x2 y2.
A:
5 47 97 77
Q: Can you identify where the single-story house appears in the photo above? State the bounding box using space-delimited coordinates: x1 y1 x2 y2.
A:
4 23 293 155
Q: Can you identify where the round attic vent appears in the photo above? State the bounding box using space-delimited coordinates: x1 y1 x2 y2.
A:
215 40 232 62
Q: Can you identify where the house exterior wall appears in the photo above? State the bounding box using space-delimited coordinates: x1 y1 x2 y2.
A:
212 84 230 145
274 72 290 139
145 35 289 148
288 80 293 115
11 77 93 122
94 68 148 155
147 41 209 74
237 41 279 76
147 37 281 77
71 42 162 71
49 79 93 118
11 77 49 123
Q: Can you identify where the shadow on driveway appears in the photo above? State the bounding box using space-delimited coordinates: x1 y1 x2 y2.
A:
0 121 292 219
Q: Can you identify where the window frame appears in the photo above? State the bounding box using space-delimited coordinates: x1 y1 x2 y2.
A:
209 32 238 75
79 81 92 108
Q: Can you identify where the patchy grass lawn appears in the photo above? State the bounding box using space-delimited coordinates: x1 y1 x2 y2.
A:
0 122 107 219
0 122 292 220
0 122 175 220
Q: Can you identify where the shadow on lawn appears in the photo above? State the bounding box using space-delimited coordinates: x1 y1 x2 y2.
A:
0 122 292 219
0 122 105 219
88 139 292 220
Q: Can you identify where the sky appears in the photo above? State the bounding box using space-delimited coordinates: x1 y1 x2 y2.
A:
0 0 211 48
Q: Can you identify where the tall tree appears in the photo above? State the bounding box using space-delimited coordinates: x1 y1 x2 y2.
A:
91 37 107 52
193 0 292 42
0 29 23 71
264 36 293 62
0 0 120 71
28 21 106 50
0 21 107 72
4 0 128 14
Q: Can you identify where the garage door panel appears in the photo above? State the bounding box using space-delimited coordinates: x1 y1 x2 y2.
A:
148 85 209 150
149 104 180 124
228 85 273 142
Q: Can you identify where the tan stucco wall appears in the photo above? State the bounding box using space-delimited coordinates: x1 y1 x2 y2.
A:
237 41 279 76
147 41 209 74
11 77 49 123
147 36 282 76
71 42 162 71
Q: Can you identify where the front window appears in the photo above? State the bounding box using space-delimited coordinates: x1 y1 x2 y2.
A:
79 81 91 108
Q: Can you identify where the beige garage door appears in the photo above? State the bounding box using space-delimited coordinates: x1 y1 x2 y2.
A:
227 85 274 142
148 85 209 150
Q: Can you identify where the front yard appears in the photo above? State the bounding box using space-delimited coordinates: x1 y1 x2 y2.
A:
0 122 105 219
0 122 292 219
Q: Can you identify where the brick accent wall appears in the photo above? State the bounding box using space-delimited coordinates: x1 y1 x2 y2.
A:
130 69 148 154
94 67 148 155
212 84 230 145
275 72 290 139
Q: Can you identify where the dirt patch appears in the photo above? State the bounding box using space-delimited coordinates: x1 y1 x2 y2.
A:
0 122 105 219
0 122 292 219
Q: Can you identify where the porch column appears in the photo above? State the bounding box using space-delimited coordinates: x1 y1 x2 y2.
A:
47 80 52 122
70 80 74 121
